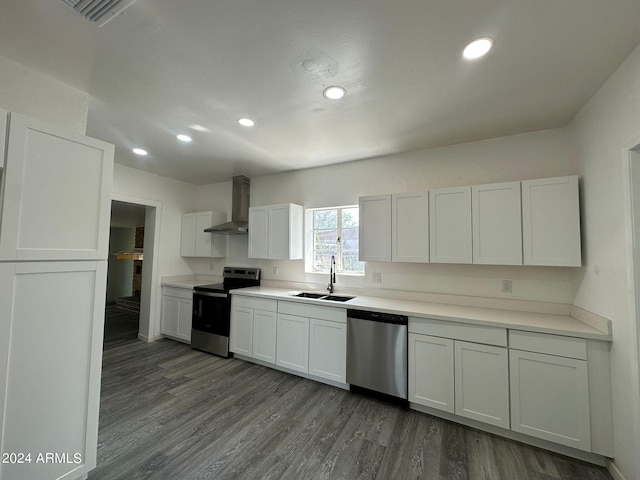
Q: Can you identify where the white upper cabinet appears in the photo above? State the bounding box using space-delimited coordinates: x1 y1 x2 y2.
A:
180 213 197 257
197 211 227 257
248 204 303 260
0 112 114 261
472 181 523 265
359 175 581 267
269 203 303 260
359 194 392 262
181 211 226 257
522 176 581 267
392 191 429 263
248 206 269 259
429 186 472 264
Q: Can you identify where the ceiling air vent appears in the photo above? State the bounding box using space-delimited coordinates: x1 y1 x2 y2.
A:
61 0 137 27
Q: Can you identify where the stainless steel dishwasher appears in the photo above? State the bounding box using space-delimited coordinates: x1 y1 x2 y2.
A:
346 309 408 406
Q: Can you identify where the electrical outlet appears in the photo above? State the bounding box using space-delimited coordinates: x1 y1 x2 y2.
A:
272 266 279 276
371 272 381 283
502 279 513 293
209 262 214 271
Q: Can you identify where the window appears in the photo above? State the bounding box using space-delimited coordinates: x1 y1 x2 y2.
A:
308 206 364 274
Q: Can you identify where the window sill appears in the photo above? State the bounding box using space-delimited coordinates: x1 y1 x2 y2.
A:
304 271 365 277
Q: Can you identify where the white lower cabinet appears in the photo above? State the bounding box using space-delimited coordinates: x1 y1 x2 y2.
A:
408 332 509 428
408 333 454 413
454 341 510 429
276 313 310 373
252 309 277 363
232 296 347 385
161 287 193 343
309 318 347 383
230 296 278 363
509 332 591 451
408 319 606 457
230 305 253 356
276 301 347 380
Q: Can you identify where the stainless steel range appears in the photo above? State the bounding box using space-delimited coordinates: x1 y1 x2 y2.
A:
191 266 260 357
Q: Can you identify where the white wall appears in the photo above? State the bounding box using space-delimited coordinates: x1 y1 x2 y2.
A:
112 163 198 278
112 163 198 337
206 128 576 303
191 180 255 275
568 43 640 480
0 55 88 134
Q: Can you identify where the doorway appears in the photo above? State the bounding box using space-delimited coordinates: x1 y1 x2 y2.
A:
105 194 162 347
105 200 147 347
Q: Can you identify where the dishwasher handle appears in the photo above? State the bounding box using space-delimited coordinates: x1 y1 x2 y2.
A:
346 309 408 325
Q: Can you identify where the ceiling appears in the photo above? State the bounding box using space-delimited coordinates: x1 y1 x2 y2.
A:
1 0 640 185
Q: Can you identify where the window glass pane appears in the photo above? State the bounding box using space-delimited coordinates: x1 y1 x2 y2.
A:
342 208 359 228
314 209 337 229
313 253 337 272
310 206 363 274
341 254 364 273
315 229 338 246
341 227 358 251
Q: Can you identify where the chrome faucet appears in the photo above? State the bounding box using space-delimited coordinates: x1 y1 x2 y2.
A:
327 255 336 294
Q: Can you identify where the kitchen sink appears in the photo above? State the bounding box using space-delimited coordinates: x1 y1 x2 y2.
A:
294 292 326 299
292 292 356 302
321 295 355 302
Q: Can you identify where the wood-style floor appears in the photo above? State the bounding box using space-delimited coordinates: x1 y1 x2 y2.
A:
90 308 612 480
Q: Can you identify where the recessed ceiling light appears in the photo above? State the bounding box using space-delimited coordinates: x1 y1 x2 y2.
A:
463 37 494 60
238 118 255 127
323 86 346 100
132 148 148 156
177 134 192 142
190 124 210 132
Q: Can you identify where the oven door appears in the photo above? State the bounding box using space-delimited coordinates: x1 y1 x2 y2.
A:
192 291 230 336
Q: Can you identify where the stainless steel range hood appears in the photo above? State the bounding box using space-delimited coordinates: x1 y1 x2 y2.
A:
204 175 250 235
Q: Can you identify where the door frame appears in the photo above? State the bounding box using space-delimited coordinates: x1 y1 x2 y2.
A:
111 193 163 342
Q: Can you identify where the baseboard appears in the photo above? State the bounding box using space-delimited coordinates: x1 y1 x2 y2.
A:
606 459 627 480
411 403 608 467
137 333 163 343
233 354 349 390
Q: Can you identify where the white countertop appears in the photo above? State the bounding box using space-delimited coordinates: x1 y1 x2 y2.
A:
161 275 221 289
230 286 611 341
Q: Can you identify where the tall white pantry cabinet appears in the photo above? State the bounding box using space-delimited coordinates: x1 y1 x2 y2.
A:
0 110 114 480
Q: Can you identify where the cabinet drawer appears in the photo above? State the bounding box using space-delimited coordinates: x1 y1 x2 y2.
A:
162 286 193 300
278 301 346 323
509 330 586 360
409 317 507 347
232 295 277 312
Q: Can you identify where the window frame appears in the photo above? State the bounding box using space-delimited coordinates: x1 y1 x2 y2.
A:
304 205 364 276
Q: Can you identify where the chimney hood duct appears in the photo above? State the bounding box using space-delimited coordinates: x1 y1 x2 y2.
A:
204 175 250 235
